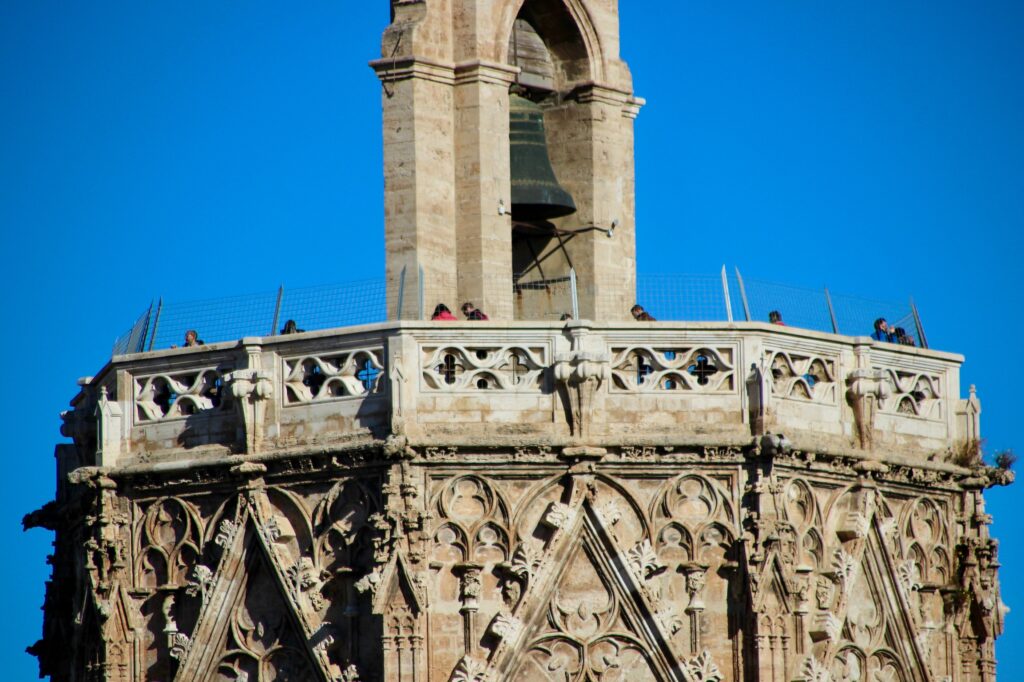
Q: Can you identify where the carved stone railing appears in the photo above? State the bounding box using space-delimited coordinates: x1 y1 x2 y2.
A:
62 321 972 468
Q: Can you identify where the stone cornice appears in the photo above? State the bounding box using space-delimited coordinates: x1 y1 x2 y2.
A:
370 55 456 86
453 59 520 87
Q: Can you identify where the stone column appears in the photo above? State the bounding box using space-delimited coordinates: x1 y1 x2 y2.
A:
545 85 642 321
373 57 459 320
453 61 518 320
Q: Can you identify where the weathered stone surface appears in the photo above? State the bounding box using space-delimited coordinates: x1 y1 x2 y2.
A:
27 2 1006 681
27 319 1008 681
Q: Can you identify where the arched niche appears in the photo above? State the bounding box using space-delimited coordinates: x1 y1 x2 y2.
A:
504 0 602 321
504 0 599 91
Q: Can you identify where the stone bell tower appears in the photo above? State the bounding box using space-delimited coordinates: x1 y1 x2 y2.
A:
374 0 642 321
27 2 1010 682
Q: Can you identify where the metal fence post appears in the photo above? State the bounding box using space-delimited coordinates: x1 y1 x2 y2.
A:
418 264 425 320
570 268 579 321
824 288 839 334
910 297 928 349
147 298 163 351
270 285 284 336
397 266 406 319
734 267 751 321
721 265 734 322
131 302 153 353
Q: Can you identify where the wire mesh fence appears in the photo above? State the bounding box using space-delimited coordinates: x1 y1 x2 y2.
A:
110 268 927 354
111 307 153 356
634 269 923 345
111 280 391 354
513 270 577 321
636 273 730 322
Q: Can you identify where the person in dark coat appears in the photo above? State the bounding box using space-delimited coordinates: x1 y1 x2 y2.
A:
281 319 305 335
172 329 205 348
631 304 656 321
461 302 489 320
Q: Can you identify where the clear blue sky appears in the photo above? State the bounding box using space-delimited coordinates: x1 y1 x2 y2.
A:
1 2 1022 677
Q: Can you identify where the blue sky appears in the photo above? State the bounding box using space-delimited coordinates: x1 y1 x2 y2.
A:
1 1 1022 677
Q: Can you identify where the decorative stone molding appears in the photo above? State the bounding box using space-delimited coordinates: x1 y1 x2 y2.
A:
185 564 214 601
214 519 238 551
875 366 944 420
553 348 610 438
135 367 226 422
815 575 836 611
422 344 545 391
283 348 384 404
809 612 842 643
609 345 736 393
956 384 982 444
487 612 523 643
224 368 273 453
831 548 858 596
682 650 724 682
797 655 832 682
627 539 666 580
836 510 870 541
449 655 487 682
765 349 838 404
454 562 484 612
95 386 125 467
162 594 191 660
845 367 891 449
541 502 576 530
656 603 684 635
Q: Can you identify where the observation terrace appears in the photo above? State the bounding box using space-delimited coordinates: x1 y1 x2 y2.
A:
60 315 986 486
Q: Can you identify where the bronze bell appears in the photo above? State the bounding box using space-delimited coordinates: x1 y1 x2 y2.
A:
509 93 576 222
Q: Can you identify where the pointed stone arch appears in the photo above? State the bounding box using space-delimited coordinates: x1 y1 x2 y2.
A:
172 510 334 682
497 0 603 85
485 500 687 682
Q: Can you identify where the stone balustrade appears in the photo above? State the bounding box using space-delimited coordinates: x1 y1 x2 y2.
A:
60 321 978 470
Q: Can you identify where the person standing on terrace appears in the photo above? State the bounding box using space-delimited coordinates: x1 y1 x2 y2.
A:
172 329 204 348
461 302 489 320
631 304 656 321
431 304 457 321
872 318 895 342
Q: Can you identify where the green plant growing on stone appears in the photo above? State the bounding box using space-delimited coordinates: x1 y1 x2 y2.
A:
993 449 1017 471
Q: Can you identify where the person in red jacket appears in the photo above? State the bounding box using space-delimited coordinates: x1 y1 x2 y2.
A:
431 304 457 321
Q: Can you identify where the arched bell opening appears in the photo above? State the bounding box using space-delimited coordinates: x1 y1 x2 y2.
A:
506 0 597 321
